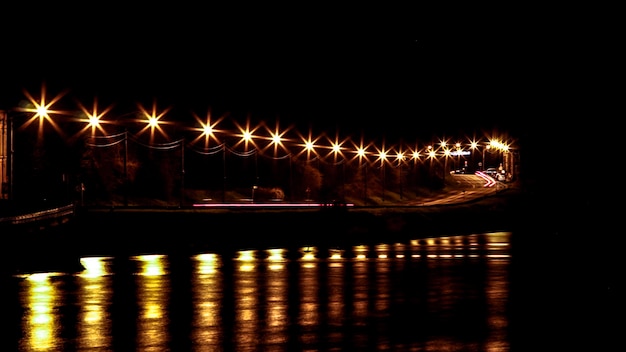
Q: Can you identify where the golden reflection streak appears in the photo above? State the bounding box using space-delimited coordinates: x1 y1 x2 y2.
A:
327 255 344 327
374 244 391 321
300 246 317 263
79 256 112 278
417 233 512 260
237 250 256 272
234 249 259 350
353 244 368 260
484 232 512 351
409 232 512 351
299 251 319 346
376 243 389 259
352 245 369 323
133 254 169 349
192 253 223 348
264 248 288 344
393 242 406 259
329 249 343 260
486 232 512 259
23 273 59 351
266 248 286 271
77 257 113 349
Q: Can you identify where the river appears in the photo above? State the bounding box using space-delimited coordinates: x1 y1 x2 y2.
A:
3 231 518 351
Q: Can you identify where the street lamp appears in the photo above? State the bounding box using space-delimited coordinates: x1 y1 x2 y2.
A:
437 139 451 184
409 145 421 193
426 145 435 183
395 149 405 200
351 136 370 205
375 143 389 202
189 111 225 202
0 109 13 200
455 142 462 172
296 127 321 201
330 140 346 201
324 130 347 202
1 87 61 202
265 121 293 200
469 140 481 172
483 143 491 171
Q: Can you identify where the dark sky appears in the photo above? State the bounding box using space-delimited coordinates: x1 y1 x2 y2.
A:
1 6 615 158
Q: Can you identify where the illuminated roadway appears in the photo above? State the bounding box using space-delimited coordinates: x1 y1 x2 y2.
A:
191 172 506 209
406 172 506 206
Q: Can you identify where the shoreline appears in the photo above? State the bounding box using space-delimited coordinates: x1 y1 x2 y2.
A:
71 188 523 255
2 187 526 274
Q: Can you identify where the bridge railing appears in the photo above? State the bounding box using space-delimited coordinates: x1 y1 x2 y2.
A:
0 204 75 225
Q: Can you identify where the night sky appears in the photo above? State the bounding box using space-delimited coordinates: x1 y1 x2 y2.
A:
1 6 615 182
3 34 519 140
1 8 618 342
1 12 539 139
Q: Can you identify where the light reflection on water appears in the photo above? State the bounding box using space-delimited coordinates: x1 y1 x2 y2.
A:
10 232 512 351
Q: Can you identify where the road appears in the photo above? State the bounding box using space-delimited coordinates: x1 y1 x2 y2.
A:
405 172 507 206
185 172 507 209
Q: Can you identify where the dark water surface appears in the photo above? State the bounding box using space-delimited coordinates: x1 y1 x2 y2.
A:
2 231 518 351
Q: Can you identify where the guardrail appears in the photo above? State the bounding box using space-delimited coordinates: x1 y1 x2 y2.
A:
0 204 75 225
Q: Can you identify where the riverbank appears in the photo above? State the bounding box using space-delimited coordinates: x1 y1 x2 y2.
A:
66 186 522 256
2 182 527 274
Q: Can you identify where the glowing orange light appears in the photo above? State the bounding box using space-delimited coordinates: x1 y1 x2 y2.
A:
428 147 436 159
295 128 321 160
189 110 224 148
261 120 292 156
410 143 421 162
134 100 171 144
349 135 371 166
395 150 405 165
16 84 68 139
324 130 348 162
375 142 389 166
71 97 115 140
232 117 261 151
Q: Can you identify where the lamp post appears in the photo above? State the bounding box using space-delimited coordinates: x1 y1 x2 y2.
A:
231 119 260 202
355 144 368 204
455 142 461 172
180 140 185 207
298 130 318 202
0 110 13 200
363 162 368 204
381 159 386 202
469 141 480 172
377 147 388 202
254 149 259 199
442 146 452 185
395 150 405 200
426 145 435 187
330 148 345 201
483 143 491 171
123 130 128 206
0 109 32 202
410 147 421 194
438 140 449 184
1 100 55 202
222 142 227 203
